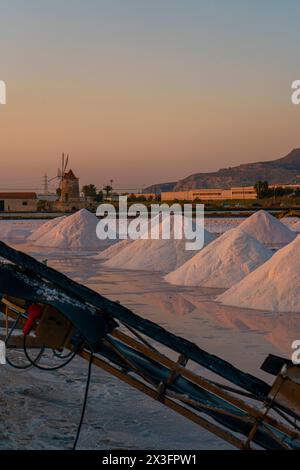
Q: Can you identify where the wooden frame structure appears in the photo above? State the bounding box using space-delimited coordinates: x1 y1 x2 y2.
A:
2 296 300 451
0 240 299 451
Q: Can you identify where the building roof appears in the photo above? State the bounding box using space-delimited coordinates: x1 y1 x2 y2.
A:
0 192 37 200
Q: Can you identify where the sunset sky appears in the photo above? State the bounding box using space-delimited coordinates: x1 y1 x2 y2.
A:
0 0 300 192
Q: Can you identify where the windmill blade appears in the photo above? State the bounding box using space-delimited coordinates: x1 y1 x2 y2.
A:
61 153 65 176
64 154 69 172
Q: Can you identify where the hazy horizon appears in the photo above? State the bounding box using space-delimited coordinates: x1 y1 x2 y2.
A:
1 1 300 192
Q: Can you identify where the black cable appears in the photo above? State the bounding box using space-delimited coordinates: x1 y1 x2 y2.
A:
3 302 96 451
72 351 93 450
5 312 45 370
23 334 77 371
6 310 94 450
52 348 74 360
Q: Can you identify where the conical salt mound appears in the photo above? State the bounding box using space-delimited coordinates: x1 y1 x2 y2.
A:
33 209 102 249
96 239 132 260
217 235 300 312
28 216 66 242
96 214 161 260
103 218 215 272
292 219 300 232
238 210 296 246
165 228 272 288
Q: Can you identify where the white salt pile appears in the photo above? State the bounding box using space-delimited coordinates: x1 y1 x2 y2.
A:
217 235 300 312
32 209 103 249
280 216 299 229
238 210 296 246
292 219 300 232
103 220 215 272
27 216 66 242
96 239 132 260
165 228 272 288
96 214 161 260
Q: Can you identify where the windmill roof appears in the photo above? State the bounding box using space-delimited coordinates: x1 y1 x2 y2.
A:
64 169 77 179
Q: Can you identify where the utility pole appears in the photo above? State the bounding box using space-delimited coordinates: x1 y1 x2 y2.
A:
43 174 49 195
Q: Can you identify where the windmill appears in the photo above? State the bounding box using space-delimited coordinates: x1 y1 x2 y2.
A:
43 153 70 195
58 152 69 187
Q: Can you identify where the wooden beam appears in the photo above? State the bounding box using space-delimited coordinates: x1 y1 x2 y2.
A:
78 349 246 450
111 330 300 441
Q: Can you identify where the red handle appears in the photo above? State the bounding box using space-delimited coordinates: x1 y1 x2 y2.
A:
23 304 43 336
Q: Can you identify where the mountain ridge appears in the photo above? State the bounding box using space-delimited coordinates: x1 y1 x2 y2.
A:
145 148 300 193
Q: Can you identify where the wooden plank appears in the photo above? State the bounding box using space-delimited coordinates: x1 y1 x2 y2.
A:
111 330 300 441
1 303 300 446
78 349 246 450
0 334 43 349
2 297 298 444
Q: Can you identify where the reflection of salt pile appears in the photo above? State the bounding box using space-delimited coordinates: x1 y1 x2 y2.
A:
103 218 215 272
32 209 102 249
238 210 296 246
217 235 300 312
165 228 272 288
27 216 66 242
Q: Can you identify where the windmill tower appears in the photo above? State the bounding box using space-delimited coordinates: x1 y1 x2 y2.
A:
59 153 80 203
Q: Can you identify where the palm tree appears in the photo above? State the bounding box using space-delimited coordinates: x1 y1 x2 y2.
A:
254 180 269 199
103 180 113 199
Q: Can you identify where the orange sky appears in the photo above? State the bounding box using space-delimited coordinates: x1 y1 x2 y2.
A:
0 1 300 192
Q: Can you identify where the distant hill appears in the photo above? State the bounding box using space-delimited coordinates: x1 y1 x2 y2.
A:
145 181 177 193
145 148 300 193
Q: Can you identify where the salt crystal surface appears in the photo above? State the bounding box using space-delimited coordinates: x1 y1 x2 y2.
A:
31 209 103 249
96 214 161 259
165 228 272 288
217 234 300 312
292 219 300 232
28 216 66 241
238 210 296 246
96 239 132 259
103 218 215 272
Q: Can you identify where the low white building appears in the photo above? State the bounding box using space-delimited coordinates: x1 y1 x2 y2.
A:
0 192 38 212
161 186 257 201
